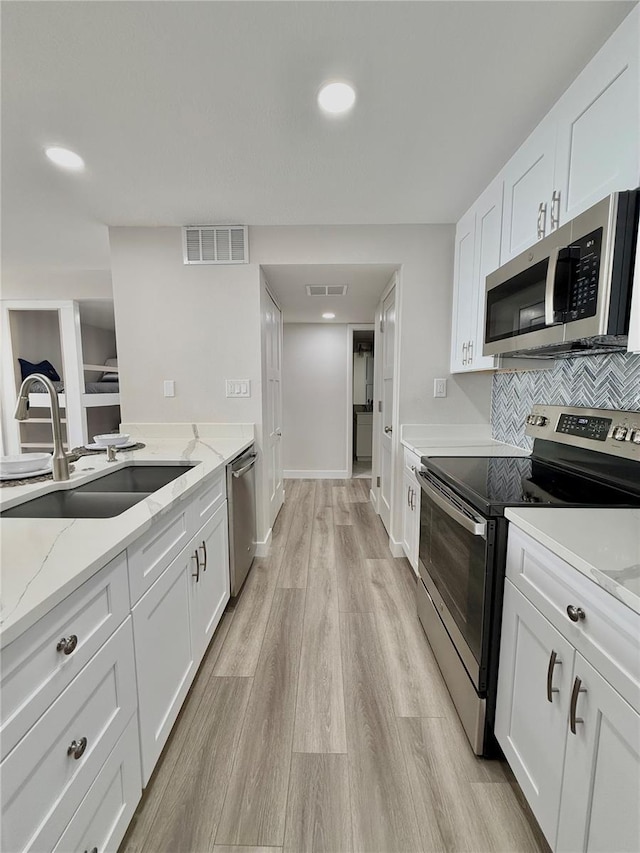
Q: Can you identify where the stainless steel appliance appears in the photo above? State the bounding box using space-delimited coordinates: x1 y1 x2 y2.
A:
484 190 639 358
416 406 640 756
227 446 257 596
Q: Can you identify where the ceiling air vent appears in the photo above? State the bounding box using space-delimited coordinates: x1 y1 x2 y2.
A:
182 226 248 264
305 285 348 296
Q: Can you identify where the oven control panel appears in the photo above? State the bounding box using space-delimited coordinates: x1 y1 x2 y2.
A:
525 405 640 460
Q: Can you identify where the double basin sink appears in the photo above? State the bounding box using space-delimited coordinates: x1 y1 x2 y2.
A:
0 465 194 519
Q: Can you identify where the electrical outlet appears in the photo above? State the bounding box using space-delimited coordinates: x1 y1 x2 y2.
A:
226 380 251 398
163 380 175 398
434 378 447 398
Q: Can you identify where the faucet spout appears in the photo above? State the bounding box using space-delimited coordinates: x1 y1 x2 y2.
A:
14 373 70 481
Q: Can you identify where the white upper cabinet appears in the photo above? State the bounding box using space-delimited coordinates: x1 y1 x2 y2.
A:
500 117 557 262
451 179 503 373
450 208 476 373
500 6 638 266
554 6 640 226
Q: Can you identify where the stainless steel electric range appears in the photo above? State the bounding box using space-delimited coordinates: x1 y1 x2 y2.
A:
415 404 640 757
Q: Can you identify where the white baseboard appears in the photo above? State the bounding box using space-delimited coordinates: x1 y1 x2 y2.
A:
284 469 349 479
388 536 405 558
254 527 272 558
369 488 378 510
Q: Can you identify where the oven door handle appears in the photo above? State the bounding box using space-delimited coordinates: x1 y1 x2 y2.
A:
419 478 486 538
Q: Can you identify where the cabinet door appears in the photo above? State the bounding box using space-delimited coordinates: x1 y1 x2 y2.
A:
470 179 502 370
132 548 198 784
450 208 476 372
191 502 230 665
554 6 639 226
501 117 557 262
402 471 415 570
495 580 575 848
556 654 640 853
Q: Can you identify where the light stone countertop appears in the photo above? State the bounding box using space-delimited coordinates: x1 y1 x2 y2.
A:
401 423 530 459
0 423 254 648
506 507 640 616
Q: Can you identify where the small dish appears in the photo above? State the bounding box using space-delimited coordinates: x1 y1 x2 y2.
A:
93 433 131 447
0 453 52 476
84 441 137 451
0 466 53 481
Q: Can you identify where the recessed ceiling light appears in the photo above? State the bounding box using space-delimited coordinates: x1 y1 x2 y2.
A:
322 312 336 320
45 147 85 171
317 81 356 115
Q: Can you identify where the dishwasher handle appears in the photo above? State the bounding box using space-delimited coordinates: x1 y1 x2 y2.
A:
232 453 257 478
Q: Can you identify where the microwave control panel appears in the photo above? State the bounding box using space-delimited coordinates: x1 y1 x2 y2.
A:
565 227 603 321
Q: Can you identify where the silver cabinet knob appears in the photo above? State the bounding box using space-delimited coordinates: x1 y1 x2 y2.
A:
275 429 282 436
67 737 87 759
57 635 78 655
384 426 393 434
566 605 586 623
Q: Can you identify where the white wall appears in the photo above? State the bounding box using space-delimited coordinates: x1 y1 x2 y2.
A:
108 223 493 548
0 270 112 301
283 324 349 476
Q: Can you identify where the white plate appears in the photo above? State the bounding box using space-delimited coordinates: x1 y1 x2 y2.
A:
0 466 53 481
84 441 138 451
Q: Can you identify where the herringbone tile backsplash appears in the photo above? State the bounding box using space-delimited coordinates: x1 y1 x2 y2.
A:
491 352 640 449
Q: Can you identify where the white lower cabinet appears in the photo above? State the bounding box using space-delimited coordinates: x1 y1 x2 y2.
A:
53 715 141 853
556 655 640 853
0 618 137 853
401 449 420 572
133 499 230 783
496 526 640 853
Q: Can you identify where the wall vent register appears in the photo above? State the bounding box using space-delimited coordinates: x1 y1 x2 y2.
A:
305 285 348 296
182 226 248 264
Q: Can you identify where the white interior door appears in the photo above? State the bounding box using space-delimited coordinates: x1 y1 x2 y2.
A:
379 286 396 534
265 291 284 523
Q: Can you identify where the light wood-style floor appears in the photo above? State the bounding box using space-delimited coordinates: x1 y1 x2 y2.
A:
121 479 549 853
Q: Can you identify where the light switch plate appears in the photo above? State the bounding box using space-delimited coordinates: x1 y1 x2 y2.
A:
434 378 447 398
226 380 251 398
164 380 175 397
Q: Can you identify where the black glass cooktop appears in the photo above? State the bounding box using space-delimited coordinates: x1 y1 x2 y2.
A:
423 454 640 516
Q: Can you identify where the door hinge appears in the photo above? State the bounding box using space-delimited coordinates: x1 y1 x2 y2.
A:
379 319 384 333
376 476 381 488
378 400 382 413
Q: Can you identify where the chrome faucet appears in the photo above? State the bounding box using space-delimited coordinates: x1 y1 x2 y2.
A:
14 373 70 481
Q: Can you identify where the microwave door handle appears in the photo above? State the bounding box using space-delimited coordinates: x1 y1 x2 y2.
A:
419 479 486 538
545 246 561 326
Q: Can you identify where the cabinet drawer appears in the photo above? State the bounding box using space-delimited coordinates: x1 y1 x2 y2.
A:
53 715 141 853
0 552 130 760
403 447 421 475
189 467 226 530
507 525 640 710
0 617 137 853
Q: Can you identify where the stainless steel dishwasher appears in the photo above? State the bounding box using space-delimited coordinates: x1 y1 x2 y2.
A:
227 446 257 596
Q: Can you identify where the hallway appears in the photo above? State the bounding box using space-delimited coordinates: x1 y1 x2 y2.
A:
122 479 547 853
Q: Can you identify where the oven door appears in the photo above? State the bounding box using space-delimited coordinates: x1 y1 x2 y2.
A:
417 471 492 692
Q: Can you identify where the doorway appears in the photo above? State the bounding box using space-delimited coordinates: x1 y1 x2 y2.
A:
347 324 375 479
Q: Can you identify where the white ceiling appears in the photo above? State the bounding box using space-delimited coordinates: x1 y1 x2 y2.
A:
2 1 635 273
263 263 397 322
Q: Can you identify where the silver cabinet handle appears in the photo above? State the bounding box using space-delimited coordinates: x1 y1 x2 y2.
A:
57 635 78 655
546 650 561 702
537 202 547 239
566 605 586 623
199 540 207 571
192 552 200 583
67 737 87 759
468 339 474 364
384 426 393 434
462 342 468 365
275 429 282 436
407 486 411 508
84 848 98 853
551 190 561 230
411 488 416 511
569 676 586 734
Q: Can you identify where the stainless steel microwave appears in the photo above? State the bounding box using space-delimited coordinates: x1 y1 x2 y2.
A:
483 190 639 358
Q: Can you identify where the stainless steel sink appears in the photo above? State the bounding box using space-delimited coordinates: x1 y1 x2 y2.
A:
0 464 195 518
73 465 194 494
0 490 152 519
